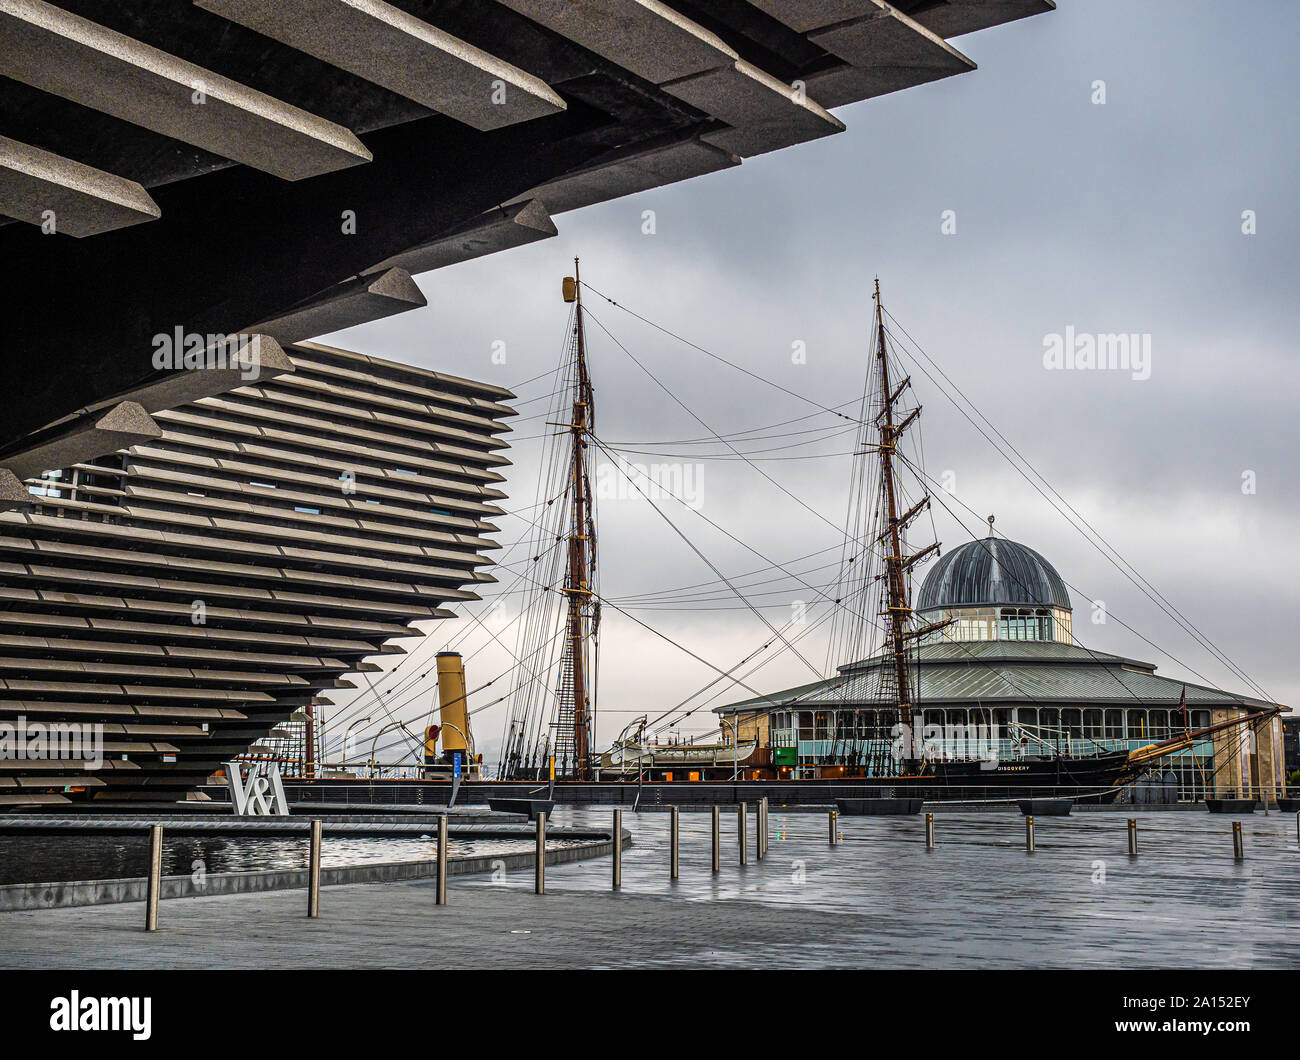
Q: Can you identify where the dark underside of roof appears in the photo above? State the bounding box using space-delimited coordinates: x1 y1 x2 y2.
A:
0 0 1058 461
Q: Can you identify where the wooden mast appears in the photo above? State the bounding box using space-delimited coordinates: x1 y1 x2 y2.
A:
563 259 594 779
874 278 921 771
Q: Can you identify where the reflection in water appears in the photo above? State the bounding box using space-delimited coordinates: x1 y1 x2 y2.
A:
0 834 584 886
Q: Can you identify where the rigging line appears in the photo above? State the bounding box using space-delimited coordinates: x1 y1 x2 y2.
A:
603 442 859 461
644 589 852 735
880 334 1270 704
880 330 1238 706
582 307 886 574
579 281 859 422
336 622 572 757
639 615 807 733
634 564 861 735
617 565 846 605
506 362 569 391
900 451 1270 704
593 428 886 640
472 533 860 743
606 423 860 453
617 579 844 606
897 455 1161 709
591 435 826 683
589 587 837 714
881 310 1271 703
604 419 863 451
608 400 864 446
322 517 571 736
322 539 563 734
617 599 839 613
615 543 851 602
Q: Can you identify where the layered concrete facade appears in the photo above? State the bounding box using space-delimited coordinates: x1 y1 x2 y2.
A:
0 343 514 806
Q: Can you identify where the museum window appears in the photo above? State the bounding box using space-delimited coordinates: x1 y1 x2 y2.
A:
1035 608 1053 640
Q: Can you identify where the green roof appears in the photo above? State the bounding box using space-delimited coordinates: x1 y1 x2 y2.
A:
714 640 1285 714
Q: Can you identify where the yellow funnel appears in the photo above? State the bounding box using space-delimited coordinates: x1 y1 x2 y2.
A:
436 652 470 756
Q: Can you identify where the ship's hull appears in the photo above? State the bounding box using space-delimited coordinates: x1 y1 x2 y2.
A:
268 750 1138 808
832 749 1134 804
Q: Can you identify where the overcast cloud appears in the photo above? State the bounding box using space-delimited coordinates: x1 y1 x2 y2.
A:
318 0 1300 766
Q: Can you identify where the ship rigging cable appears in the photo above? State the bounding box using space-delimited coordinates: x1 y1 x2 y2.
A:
583 282 1268 711
346 277 1276 784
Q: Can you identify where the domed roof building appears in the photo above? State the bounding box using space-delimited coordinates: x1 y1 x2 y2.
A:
915 535 1074 645
916 536 1070 611
715 533 1289 804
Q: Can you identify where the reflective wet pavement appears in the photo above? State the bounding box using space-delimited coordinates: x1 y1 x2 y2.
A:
0 832 586 886
2 806 1296 968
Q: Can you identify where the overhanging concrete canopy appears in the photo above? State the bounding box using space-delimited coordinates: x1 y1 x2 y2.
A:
0 0 1055 461
0 135 161 236
2 402 162 482
250 268 428 345
802 4 976 108
906 0 1056 39
193 0 566 130
678 60 845 156
509 139 740 215
367 199 558 274
0 0 372 180
494 0 739 85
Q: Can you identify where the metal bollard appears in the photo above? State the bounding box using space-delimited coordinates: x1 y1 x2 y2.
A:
308 819 323 917
535 811 547 894
1127 818 1137 856
755 799 764 861
829 809 838 846
738 803 748 865
761 797 769 859
925 812 935 850
670 806 680 880
711 805 720 874
436 814 448 905
1025 815 1036 853
612 809 622 890
145 824 162 932
1232 820 1244 861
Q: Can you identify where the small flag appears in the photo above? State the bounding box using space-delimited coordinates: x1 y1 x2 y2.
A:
1178 685 1188 723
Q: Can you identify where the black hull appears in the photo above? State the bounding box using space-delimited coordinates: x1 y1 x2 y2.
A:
265 750 1139 809
839 749 1134 804
836 798 925 816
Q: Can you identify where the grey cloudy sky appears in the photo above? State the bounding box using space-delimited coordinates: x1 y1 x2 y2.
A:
320 0 1299 764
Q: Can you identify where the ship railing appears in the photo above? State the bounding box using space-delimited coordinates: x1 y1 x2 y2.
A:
792 737 1214 764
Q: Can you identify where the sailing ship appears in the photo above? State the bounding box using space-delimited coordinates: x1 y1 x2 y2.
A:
484 269 1278 805
714 279 1279 807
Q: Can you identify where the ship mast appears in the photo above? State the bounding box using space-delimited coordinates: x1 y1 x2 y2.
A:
559 260 596 780
872 279 939 773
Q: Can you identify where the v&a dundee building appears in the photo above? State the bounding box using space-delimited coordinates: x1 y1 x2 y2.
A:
718 537 1289 802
